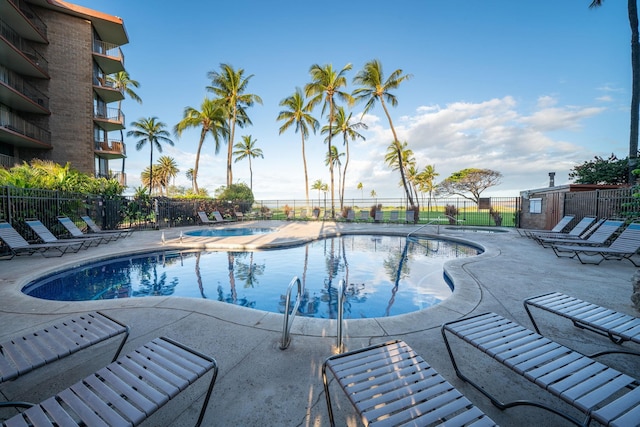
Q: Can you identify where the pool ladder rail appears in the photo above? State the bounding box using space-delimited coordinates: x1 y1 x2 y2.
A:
280 276 305 350
280 277 347 353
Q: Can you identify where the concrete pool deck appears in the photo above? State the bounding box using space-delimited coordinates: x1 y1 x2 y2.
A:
0 220 638 426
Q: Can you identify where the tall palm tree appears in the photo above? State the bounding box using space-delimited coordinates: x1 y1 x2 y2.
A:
140 166 163 195
353 59 415 210
324 106 367 210
589 0 639 182
305 63 354 218
174 98 227 193
127 117 174 194
156 155 179 195
277 87 319 209
185 168 195 191
207 63 263 187
385 140 419 205
233 135 264 191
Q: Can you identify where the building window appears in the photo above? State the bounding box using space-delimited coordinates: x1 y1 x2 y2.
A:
530 198 542 214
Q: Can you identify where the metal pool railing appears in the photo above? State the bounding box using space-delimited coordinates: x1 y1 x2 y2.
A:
279 276 305 350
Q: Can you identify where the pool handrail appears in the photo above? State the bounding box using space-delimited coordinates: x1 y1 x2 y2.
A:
336 279 346 353
280 276 305 350
408 215 464 236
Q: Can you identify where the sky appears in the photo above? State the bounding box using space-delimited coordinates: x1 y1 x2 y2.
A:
73 0 630 200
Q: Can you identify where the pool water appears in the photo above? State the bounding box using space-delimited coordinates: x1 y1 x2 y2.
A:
185 227 274 237
23 235 481 319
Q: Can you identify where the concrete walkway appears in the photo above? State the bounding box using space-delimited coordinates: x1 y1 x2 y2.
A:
0 220 638 426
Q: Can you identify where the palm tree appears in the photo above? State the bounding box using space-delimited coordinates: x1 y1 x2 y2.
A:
233 135 264 191
127 117 174 194
385 140 419 206
417 164 439 212
140 166 163 195
311 179 325 206
357 182 363 199
207 64 263 187
353 59 415 210
156 156 179 195
370 189 377 198
589 0 639 182
277 87 319 209
305 63 354 218
324 106 367 210
174 98 227 193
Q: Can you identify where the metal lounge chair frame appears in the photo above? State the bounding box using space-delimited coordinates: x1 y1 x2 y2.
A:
2 336 217 427
524 292 640 357
25 218 102 249
0 311 129 408
322 340 496 427
212 211 233 223
58 216 117 243
551 222 640 265
0 221 83 259
538 220 624 249
442 312 640 426
81 215 132 239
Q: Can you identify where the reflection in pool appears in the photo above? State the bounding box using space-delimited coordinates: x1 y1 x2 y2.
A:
23 235 481 319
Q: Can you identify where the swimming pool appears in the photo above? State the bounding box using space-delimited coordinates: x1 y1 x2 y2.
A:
185 227 274 237
23 235 481 319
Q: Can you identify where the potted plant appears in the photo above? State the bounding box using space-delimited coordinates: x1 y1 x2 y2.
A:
489 207 502 226
444 204 458 224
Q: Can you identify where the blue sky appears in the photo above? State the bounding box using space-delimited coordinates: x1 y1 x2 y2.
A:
74 0 629 199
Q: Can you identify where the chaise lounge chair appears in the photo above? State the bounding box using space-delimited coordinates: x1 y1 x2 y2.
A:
389 210 400 223
0 311 129 407
0 221 84 259
551 222 640 265
58 216 117 243
442 312 640 426
530 216 596 242
25 218 102 249
212 210 233 223
517 214 575 237
2 336 217 427
322 340 497 427
81 215 132 239
537 218 621 248
524 292 640 357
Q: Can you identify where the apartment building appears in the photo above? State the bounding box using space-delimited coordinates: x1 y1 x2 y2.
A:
0 0 129 184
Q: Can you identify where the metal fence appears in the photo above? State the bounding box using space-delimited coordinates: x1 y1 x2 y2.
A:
563 188 636 220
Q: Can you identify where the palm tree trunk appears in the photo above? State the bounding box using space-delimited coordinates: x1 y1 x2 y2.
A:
193 130 206 194
341 136 349 211
301 134 310 209
629 0 639 182
328 101 335 218
149 144 154 195
227 115 236 187
249 157 253 191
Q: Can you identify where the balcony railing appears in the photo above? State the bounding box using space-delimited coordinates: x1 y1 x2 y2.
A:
0 153 17 169
0 105 51 145
94 107 124 124
93 40 124 62
0 64 49 109
93 74 123 94
94 139 126 155
8 0 48 38
0 19 48 73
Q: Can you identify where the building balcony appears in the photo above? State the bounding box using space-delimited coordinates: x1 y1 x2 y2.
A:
92 39 124 75
93 107 124 131
94 138 126 159
0 65 49 113
0 104 50 148
0 18 48 78
93 75 124 104
1 0 47 42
